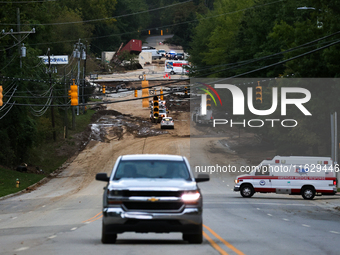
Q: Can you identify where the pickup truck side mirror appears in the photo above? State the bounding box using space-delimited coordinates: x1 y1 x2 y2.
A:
96 173 110 182
195 174 210 183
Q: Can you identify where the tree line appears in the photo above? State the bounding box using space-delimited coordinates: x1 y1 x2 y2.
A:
186 0 340 156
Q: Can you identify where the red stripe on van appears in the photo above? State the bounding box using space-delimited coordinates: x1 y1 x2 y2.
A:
254 188 276 192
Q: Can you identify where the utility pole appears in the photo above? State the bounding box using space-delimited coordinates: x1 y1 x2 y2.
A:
48 48 56 141
17 8 21 68
71 70 75 130
73 39 86 115
82 41 88 114
63 67 68 138
331 112 339 188
1 9 35 67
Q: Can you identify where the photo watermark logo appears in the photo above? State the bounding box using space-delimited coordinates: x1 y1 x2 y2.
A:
198 83 312 128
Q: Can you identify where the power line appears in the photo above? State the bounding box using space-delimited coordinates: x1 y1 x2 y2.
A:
0 0 55 3
26 0 284 46
1 0 193 26
218 38 340 80
197 32 340 77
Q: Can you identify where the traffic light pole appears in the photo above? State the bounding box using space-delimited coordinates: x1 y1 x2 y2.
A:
48 49 56 141
73 39 86 115
63 68 68 138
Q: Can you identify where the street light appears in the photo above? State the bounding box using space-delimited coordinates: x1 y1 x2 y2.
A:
297 6 315 10
297 6 323 28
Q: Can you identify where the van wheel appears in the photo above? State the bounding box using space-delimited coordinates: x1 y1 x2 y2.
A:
240 184 254 198
301 187 315 200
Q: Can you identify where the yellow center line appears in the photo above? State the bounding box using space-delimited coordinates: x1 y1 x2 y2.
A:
203 231 229 255
88 214 103 223
204 224 245 255
82 211 102 223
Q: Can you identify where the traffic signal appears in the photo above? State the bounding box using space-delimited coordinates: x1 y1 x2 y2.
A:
134 90 138 97
70 83 78 106
206 94 211 110
142 79 149 108
160 89 163 100
153 95 159 118
102 85 106 94
0 86 3 106
255 81 262 104
185 86 188 96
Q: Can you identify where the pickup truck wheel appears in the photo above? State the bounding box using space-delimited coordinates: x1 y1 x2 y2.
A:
240 184 254 198
101 224 117 244
301 187 315 200
170 71 175 75
183 226 203 244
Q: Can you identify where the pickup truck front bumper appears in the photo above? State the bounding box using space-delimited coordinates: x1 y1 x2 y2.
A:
102 207 202 234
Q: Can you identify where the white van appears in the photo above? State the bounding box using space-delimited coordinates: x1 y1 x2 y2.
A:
141 49 162 60
234 156 337 199
164 60 189 75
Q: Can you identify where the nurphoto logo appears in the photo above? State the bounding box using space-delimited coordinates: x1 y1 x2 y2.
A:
198 83 312 128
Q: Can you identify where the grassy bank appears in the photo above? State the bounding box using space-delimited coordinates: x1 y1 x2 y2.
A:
0 168 43 197
0 109 97 198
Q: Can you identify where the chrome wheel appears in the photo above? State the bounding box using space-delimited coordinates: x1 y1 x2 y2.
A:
240 185 254 198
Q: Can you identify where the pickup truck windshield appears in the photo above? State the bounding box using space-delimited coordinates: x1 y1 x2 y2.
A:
113 160 190 180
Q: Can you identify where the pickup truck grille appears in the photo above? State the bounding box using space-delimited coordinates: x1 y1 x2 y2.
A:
123 201 184 211
121 190 183 197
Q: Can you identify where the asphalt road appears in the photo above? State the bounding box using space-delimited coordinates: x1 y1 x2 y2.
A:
1 139 340 255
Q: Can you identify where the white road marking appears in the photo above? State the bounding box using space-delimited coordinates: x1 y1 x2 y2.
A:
330 231 339 234
71 227 77 231
267 214 272 216
48 235 57 239
283 218 289 221
42 205 46 208
257 208 261 210
14 247 29 252
302 224 310 227
12 217 17 220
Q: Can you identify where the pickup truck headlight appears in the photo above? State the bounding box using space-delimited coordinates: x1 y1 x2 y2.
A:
181 191 200 203
235 179 239 184
107 189 124 205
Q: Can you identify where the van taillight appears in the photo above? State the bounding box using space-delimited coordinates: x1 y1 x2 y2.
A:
324 161 328 164
275 160 279 163
334 180 337 186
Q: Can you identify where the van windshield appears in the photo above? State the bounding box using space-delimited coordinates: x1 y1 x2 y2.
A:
254 165 270 176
